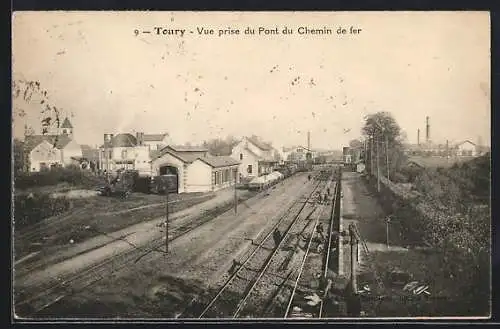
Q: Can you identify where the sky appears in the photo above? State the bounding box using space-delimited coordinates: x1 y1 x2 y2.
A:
12 11 491 150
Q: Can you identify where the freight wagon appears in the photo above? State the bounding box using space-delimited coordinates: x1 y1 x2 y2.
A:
247 171 284 190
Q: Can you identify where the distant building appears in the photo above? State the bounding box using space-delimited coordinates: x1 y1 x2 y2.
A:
455 140 477 157
281 146 317 163
405 140 487 158
98 132 171 176
135 132 170 151
343 147 352 164
151 145 240 193
23 117 83 172
231 136 279 179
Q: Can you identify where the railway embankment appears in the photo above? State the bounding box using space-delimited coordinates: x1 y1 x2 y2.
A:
359 169 490 317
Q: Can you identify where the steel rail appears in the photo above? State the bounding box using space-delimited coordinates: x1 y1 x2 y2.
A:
319 174 340 318
174 174 319 318
17 175 297 317
232 195 326 317
283 186 331 318
196 179 324 318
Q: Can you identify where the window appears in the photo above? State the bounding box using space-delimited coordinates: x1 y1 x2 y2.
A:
240 153 243 160
121 149 128 159
247 165 252 174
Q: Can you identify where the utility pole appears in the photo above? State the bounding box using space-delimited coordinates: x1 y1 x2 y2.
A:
234 172 238 214
446 139 449 164
370 136 374 176
376 139 380 192
165 190 169 254
386 216 391 249
349 224 359 294
104 135 109 183
385 134 390 181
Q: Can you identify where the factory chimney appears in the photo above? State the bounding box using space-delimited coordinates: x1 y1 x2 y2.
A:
417 129 420 145
307 131 311 150
425 116 430 144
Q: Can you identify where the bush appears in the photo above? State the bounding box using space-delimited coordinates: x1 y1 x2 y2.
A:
14 193 71 229
370 156 490 314
14 166 98 190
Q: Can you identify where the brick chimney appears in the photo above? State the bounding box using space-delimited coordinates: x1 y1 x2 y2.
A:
417 129 420 145
426 116 430 143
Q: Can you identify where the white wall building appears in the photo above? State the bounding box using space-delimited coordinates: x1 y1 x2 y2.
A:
151 145 240 193
98 132 170 176
231 137 278 179
455 140 477 157
24 118 84 172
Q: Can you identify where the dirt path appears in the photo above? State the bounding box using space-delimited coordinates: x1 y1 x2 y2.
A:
15 188 252 289
27 173 318 317
340 172 389 277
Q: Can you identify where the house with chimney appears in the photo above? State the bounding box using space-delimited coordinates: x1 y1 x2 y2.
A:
231 136 279 179
23 117 83 172
98 132 169 176
280 146 317 163
150 145 240 193
135 132 170 151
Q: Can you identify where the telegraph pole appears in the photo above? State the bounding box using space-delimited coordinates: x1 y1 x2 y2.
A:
234 172 238 214
370 136 374 176
386 216 391 249
165 190 169 254
104 135 109 183
385 134 390 181
376 139 380 192
349 224 359 294
446 140 449 164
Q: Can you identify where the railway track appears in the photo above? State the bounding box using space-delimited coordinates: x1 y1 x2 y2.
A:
257 178 337 319
178 169 336 318
246 169 341 319
283 172 341 319
14 172 309 318
235 179 337 318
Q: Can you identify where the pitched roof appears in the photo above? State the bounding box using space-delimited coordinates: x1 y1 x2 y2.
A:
197 156 240 168
80 145 99 160
169 145 208 152
455 140 476 147
244 147 276 162
246 136 273 151
24 134 73 152
292 145 312 152
153 145 207 163
61 117 73 128
143 133 168 142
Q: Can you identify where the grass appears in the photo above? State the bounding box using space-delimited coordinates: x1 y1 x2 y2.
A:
23 190 262 319
362 248 489 317
14 192 214 260
407 155 476 169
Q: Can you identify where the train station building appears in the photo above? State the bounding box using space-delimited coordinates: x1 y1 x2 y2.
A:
151 145 240 193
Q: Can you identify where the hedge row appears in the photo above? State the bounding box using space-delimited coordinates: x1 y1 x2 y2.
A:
14 193 71 229
14 166 101 190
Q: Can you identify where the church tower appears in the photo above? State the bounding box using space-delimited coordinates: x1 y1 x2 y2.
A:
60 117 73 137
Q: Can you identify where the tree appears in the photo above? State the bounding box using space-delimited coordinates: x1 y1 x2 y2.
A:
13 138 25 173
12 79 62 139
362 112 407 179
349 139 363 149
203 135 239 156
